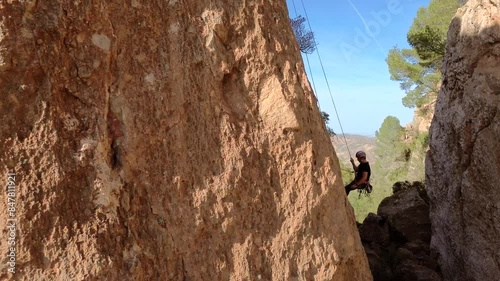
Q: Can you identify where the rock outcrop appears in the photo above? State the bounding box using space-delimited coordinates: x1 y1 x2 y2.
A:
359 182 440 281
403 102 434 182
0 1 371 280
426 0 500 280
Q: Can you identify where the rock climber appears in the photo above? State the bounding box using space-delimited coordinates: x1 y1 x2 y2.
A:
345 150 371 195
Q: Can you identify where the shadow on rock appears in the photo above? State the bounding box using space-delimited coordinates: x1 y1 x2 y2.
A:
358 181 440 281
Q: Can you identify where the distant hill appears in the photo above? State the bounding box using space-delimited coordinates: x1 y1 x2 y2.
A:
331 134 376 166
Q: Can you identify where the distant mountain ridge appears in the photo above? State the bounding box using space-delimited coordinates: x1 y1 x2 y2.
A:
331 134 377 166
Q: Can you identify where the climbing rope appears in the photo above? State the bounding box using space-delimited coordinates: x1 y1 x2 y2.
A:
291 0 353 159
290 0 320 108
290 0 299 16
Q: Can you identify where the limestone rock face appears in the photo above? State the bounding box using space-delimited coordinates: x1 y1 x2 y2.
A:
0 1 371 280
426 0 500 280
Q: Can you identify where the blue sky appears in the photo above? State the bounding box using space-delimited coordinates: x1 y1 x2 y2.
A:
285 0 430 136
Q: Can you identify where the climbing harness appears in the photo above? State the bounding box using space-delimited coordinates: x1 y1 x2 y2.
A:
357 183 373 198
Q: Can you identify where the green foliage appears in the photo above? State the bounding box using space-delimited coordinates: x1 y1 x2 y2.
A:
290 15 317 54
404 131 429 181
321 111 336 136
374 116 410 187
339 160 354 184
386 47 441 108
386 48 422 90
346 116 409 222
386 0 459 108
375 116 406 160
373 116 430 184
348 179 392 223
413 131 429 150
407 0 459 68
348 116 431 223
408 26 446 68
349 0 458 222
409 0 461 33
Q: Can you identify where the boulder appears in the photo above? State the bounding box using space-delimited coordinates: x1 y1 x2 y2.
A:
378 188 431 243
359 213 391 245
395 261 442 281
359 184 439 281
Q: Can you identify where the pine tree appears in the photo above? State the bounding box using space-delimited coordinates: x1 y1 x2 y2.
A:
386 0 460 108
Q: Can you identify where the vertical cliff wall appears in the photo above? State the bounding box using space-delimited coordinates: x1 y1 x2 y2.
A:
426 0 500 280
0 1 371 280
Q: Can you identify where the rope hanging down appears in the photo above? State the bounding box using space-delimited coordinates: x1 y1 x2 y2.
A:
291 0 353 158
290 0 320 109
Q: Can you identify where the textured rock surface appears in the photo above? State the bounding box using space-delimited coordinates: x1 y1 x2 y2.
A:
426 0 500 280
378 185 431 243
359 184 439 281
0 1 371 280
404 102 435 182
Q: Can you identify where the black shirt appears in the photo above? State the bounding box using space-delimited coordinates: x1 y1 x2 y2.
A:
356 162 371 182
